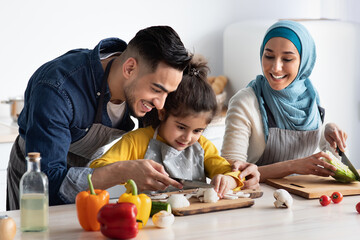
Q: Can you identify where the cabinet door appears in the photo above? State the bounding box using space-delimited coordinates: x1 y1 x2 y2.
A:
203 120 225 152
0 143 13 211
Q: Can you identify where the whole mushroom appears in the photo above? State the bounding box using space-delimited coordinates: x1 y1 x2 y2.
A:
152 210 175 228
273 189 293 208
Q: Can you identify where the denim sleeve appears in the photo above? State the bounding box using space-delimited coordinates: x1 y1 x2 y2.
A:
58 167 94 204
21 83 74 206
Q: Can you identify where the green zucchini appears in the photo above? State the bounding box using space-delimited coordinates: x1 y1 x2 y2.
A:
323 150 357 183
150 201 172 216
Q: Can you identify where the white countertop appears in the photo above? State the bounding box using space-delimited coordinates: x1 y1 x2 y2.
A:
2 183 360 240
0 117 18 143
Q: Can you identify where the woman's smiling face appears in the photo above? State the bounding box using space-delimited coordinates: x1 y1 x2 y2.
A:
262 37 301 91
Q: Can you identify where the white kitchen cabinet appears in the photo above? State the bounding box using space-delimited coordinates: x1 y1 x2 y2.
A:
203 115 226 154
0 142 13 211
0 118 18 211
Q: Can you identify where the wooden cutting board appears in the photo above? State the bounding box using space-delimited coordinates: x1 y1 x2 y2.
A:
266 175 360 199
155 188 263 216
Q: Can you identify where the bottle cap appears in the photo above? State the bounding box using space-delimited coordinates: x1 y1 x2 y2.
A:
27 152 41 162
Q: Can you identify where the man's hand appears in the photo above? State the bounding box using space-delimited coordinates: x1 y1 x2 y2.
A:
228 160 260 189
91 159 183 192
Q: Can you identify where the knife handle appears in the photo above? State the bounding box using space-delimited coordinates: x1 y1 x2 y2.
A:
336 146 343 156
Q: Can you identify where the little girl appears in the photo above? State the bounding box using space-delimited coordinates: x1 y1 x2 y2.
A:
90 55 243 197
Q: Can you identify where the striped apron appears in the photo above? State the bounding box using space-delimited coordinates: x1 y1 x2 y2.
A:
7 59 133 210
256 103 324 166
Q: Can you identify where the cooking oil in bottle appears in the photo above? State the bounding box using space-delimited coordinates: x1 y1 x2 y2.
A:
19 152 49 232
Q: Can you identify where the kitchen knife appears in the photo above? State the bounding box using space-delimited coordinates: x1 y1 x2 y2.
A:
336 147 360 181
172 177 214 189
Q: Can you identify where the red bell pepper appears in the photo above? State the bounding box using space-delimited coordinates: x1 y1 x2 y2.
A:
97 202 139 239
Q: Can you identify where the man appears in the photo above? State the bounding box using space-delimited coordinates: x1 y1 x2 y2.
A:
7 26 191 210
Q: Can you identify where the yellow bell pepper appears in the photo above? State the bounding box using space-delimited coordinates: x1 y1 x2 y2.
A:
118 179 151 229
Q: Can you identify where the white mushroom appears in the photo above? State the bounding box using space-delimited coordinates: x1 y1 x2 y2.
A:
195 188 207 198
235 191 251 198
152 210 175 228
273 189 293 208
203 188 219 203
167 194 190 209
149 193 169 200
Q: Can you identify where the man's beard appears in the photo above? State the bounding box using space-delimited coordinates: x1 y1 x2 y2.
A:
124 84 142 118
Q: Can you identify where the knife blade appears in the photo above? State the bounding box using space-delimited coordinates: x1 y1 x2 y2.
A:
336 147 360 181
172 177 214 189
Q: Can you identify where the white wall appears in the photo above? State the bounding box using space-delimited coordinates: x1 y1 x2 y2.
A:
0 0 240 113
1 0 348 114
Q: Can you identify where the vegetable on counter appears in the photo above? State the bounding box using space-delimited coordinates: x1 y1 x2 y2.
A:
152 210 175 228
322 151 357 183
150 201 172 217
330 192 343 204
356 202 360 214
203 188 219 203
167 194 190 209
273 189 293 208
75 174 110 231
118 179 151 229
319 195 331 206
0 215 16 240
97 202 139 239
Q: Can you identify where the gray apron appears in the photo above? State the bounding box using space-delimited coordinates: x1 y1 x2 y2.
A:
7 59 133 210
256 102 324 166
143 128 206 192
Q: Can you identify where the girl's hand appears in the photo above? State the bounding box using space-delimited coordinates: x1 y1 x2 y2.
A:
324 123 347 152
289 151 337 177
210 175 237 198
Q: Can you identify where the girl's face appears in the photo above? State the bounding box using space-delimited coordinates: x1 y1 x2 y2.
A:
158 111 211 151
262 37 301 91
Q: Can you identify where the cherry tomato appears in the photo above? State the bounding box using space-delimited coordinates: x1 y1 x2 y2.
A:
331 192 343 204
356 202 360 214
319 195 331 206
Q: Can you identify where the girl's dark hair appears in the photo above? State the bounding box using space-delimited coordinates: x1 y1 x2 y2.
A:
142 55 218 128
127 26 192 72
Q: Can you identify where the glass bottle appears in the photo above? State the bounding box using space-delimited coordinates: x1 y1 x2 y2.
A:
19 152 49 232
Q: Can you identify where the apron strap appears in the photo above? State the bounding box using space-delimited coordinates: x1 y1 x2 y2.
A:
153 127 159 139
94 58 115 124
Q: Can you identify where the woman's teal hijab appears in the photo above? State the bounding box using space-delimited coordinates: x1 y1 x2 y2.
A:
248 20 321 142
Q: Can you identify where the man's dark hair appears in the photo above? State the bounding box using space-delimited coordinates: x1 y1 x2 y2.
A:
127 26 192 71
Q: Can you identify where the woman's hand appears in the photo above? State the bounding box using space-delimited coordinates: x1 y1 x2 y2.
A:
228 160 260 189
289 151 337 177
324 123 347 152
211 175 237 198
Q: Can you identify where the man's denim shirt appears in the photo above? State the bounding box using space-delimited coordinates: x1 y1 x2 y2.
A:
18 38 133 205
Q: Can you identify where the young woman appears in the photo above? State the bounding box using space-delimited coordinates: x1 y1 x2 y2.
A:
221 20 347 182
91 55 243 197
